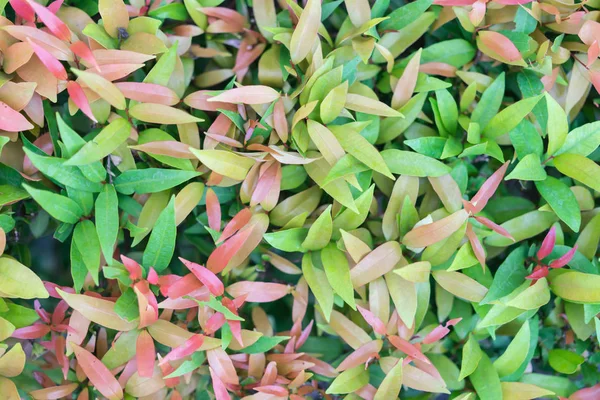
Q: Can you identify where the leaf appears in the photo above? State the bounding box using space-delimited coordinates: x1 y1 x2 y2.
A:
380 0 433 30
493 320 530 377
0 343 25 377
470 352 502 400
189 149 255 181
208 85 279 105
500 382 555 400
556 121 600 156
240 335 290 354
321 243 356 309
553 153 600 193
114 287 139 322
326 365 369 394
302 253 334 321
289 0 321 64
345 93 403 117
23 184 83 224
483 95 543 139
545 93 568 157
351 241 403 288
302 205 332 250
481 246 527 304
57 288 137 331
95 184 119 262
403 209 468 248
72 69 126 110
432 270 488 302
65 118 131 166
114 169 200 194
306 119 345 166
0 257 48 299
329 123 393 178
129 103 202 124
143 196 176 272
509 120 543 159
479 31 523 63
22 148 103 191
459 335 482 380
73 220 101 284
71 343 124 400
505 154 547 181
549 271 600 304
263 228 308 252
381 149 451 177
471 72 505 131
549 349 584 374
535 176 581 232
374 357 403 400
0 101 33 132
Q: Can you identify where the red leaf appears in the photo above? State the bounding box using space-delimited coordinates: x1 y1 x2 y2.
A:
474 215 514 241
207 227 253 273
537 226 556 261
121 255 143 281
179 257 224 297
71 343 123 400
26 0 71 41
466 223 486 271
468 161 509 214
67 81 97 122
9 0 34 22
388 335 431 364
27 38 67 80
217 208 251 244
549 245 578 269
526 266 549 280
336 339 382 371
70 41 100 72
136 330 156 378
160 334 204 365
206 188 221 232
12 324 51 339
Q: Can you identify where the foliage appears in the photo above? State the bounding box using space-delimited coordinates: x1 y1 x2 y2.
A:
0 0 598 398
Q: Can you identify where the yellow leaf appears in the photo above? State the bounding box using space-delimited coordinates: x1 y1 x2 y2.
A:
432 270 488 302
289 0 321 64
0 257 49 299
189 149 255 181
129 103 202 124
0 343 25 377
99 0 129 38
73 69 126 110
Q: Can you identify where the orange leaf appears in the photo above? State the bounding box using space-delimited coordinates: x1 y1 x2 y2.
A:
26 38 67 80
114 82 179 105
226 281 289 303
479 31 522 62
136 330 155 378
67 81 97 122
350 242 403 288
468 161 509 214
402 209 468 248
26 0 71 42
71 343 124 400
206 188 221 232
180 258 224 297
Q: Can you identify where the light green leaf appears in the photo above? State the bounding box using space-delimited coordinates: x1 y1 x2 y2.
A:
545 93 568 156
114 168 200 194
471 72 505 131
23 184 83 224
493 320 530 377
381 149 451 177
142 195 176 271
189 149 255 181
326 365 369 394
549 271 600 304
302 253 334 321
483 94 543 139
263 228 308 252
556 121 600 156
459 334 482 380
95 184 119 262
321 243 356 309
470 352 502 400
0 257 49 299
302 205 333 251
65 119 132 166
548 349 584 374
553 153 600 193
505 154 546 181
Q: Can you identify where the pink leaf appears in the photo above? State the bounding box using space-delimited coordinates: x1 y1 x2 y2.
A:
217 208 252 244
423 325 450 344
537 226 556 261
549 245 578 269
207 227 253 273
70 41 100 72
479 31 522 62
469 0 486 26
466 223 487 270
136 330 155 378
388 335 431 364
71 343 123 400
468 161 509 214
12 324 51 339
114 82 179 106
526 266 549 280
27 38 67 80
474 215 514 241
356 305 387 336
209 366 232 400
570 384 600 400
179 257 224 297
26 0 71 42
226 281 289 303
147 267 159 285
336 339 383 371
206 188 221 232
67 81 97 122
161 334 204 365
9 0 35 22
0 101 33 132
121 255 143 281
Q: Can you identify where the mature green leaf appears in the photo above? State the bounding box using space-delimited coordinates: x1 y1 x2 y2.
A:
23 184 83 224
142 195 176 271
535 176 581 232
114 169 200 194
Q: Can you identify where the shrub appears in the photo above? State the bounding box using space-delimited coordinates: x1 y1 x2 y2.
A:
0 0 598 398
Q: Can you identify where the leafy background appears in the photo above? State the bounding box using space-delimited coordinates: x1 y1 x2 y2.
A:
0 0 598 398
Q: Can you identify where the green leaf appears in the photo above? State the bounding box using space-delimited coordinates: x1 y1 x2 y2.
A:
509 120 543 159
95 184 119 262
302 205 333 251
142 195 176 272
302 253 334 321
556 121 600 156
535 176 581 232
102 330 139 369
321 243 356 309
554 153 600 193
240 335 290 354
23 184 83 224
483 94 543 139
22 149 103 192
323 154 369 185
114 169 200 195
147 3 188 20
326 365 370 394
374 358 403 400
114 287 140 322
505 154 547 181
493 320 530 377
472 72 505 131
380 0 432 30
381 149 451 177
459 334 482 380
138 129 194 171
331 185 374 235
470 352 502 400
548 349 584 374
70 235 87 292
404 137 446 158
65 119 132 166
144 42 178 86
0 185 29 206
480 246 528 304
263 228 308 252
164 352 205 378
0 257 49 299
82 23 118 49
417 39 475 68
329 123 393 178
187 296 244 321
545 93 568 157
435 89 458 135
0 303 39 329
73 220 101 284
